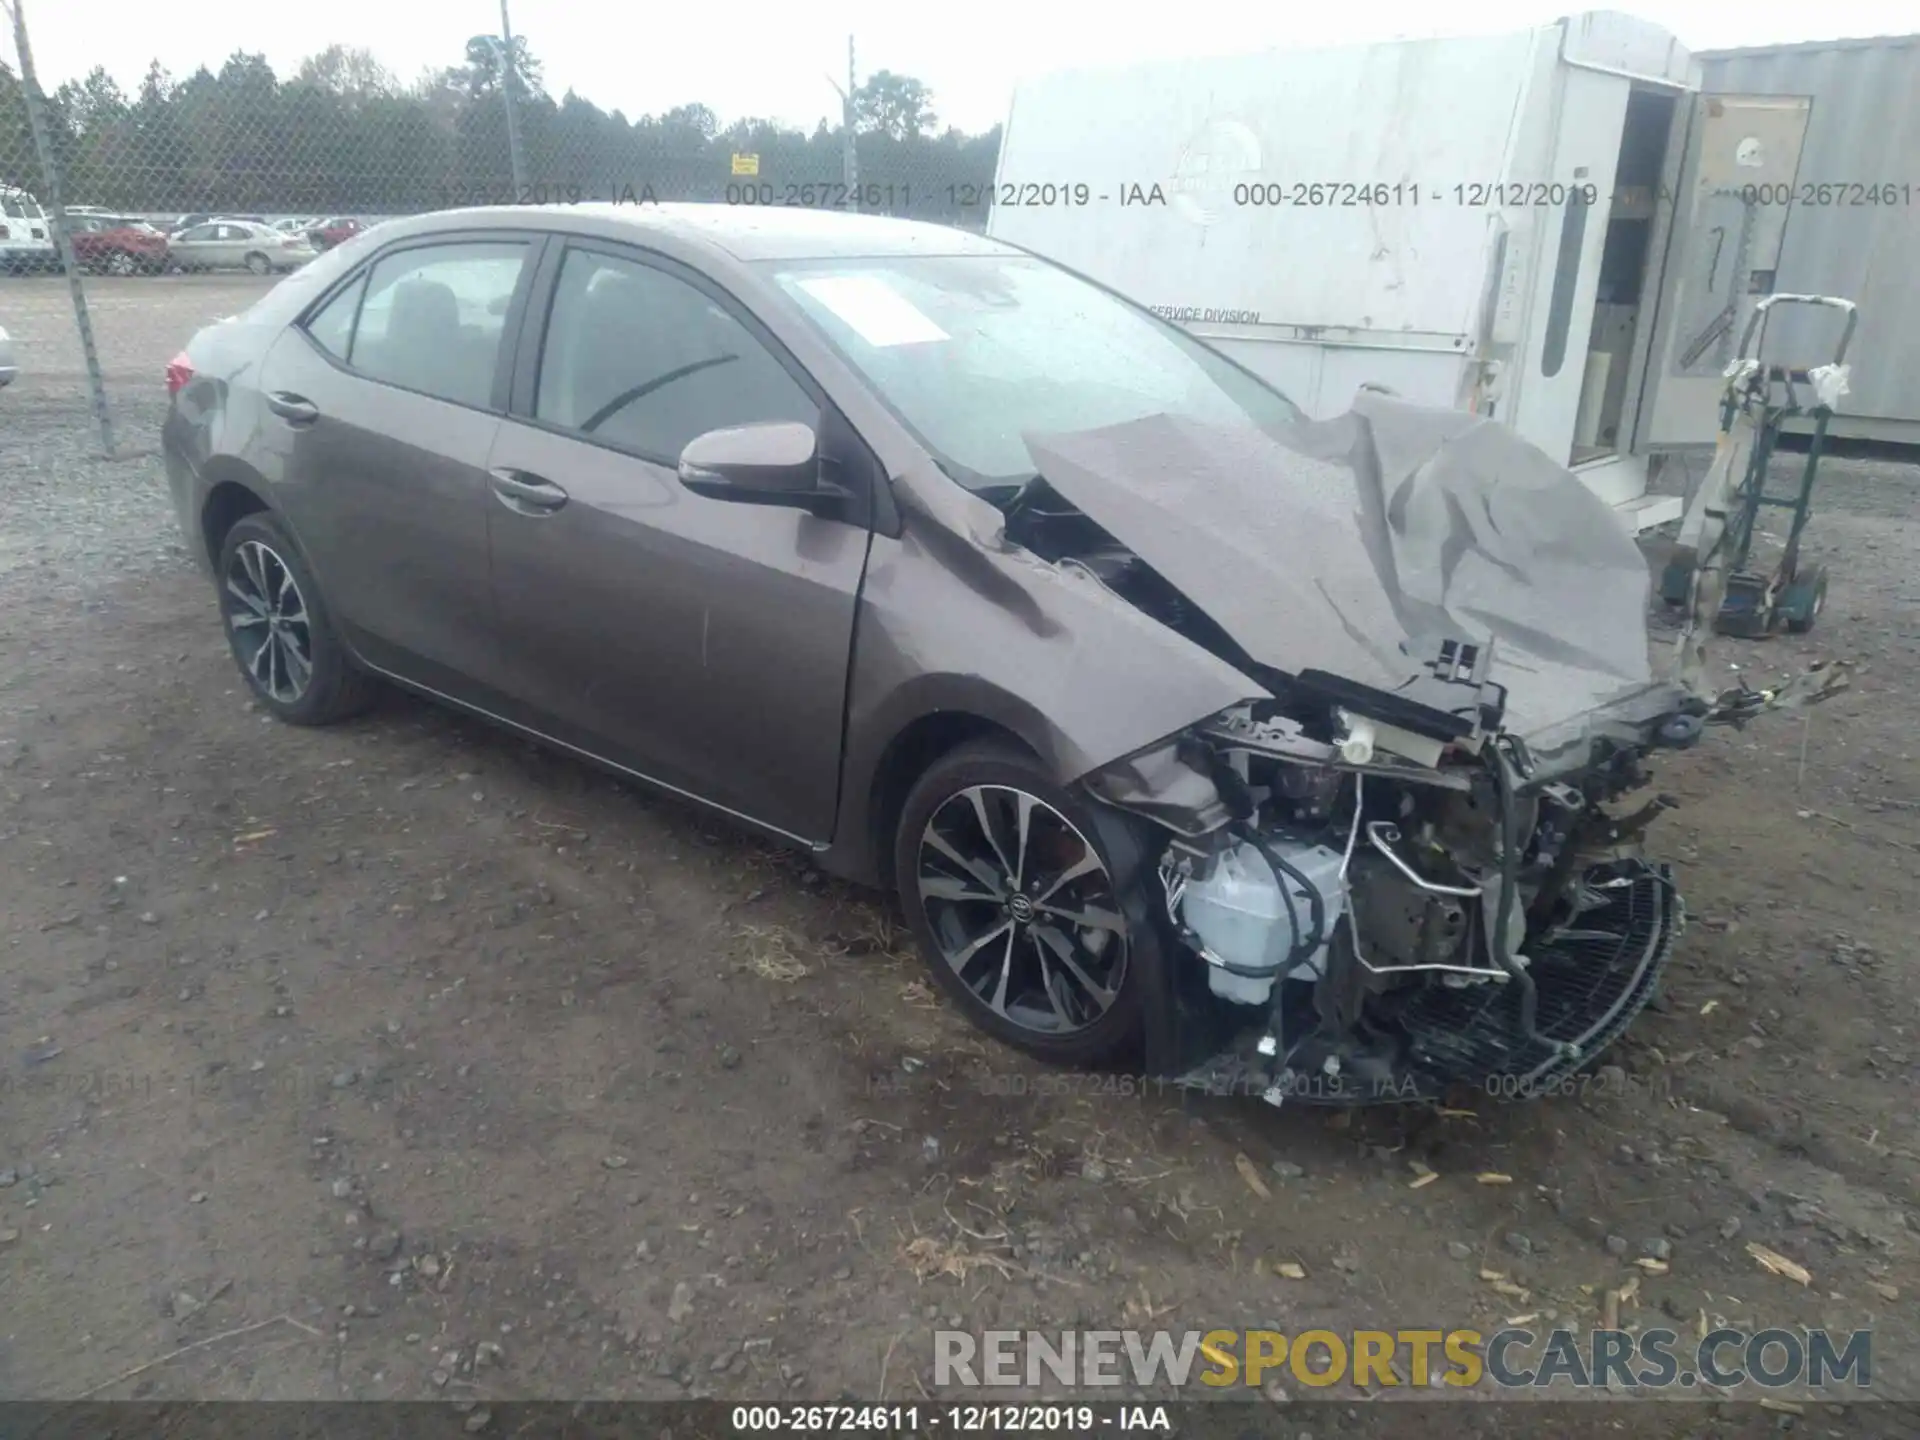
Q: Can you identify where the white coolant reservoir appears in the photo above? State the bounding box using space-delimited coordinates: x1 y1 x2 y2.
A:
1181 839 1348 1005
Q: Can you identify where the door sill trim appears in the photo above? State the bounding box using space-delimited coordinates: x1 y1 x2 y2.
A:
355 660 831 853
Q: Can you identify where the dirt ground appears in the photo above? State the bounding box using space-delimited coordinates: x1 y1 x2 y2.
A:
1 275 1916 1424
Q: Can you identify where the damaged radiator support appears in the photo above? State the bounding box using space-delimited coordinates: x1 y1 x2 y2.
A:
1112 688 1689 1106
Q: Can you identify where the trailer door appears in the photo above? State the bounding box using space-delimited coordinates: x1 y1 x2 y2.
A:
1630 94 1811 449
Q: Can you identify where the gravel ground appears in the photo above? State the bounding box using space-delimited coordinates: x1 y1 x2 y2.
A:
1 275 1917 1427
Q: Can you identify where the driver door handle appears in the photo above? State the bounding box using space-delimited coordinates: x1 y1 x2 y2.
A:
490 468 570 515
265 391 319 425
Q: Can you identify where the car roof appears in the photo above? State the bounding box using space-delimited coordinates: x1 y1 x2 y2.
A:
391 202 1015 264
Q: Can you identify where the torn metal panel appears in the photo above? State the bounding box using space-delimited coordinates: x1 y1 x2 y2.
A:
1082 739 1233 836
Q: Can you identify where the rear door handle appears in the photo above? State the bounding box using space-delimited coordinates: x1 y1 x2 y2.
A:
265 391 319 425
489 468 569 515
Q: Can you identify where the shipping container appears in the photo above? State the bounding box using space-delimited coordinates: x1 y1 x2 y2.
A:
988 12 1849 530
1699 34 1920 446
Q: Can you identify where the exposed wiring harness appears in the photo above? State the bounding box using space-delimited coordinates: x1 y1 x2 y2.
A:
1234 823 1327 969
1487 737 1579 1061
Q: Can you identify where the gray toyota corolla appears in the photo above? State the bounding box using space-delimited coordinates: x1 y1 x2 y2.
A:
163 203 1775 1103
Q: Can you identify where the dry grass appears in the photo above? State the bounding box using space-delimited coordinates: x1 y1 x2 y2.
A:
899 1234 1017 1283
733 923 815 983
856 908 914 959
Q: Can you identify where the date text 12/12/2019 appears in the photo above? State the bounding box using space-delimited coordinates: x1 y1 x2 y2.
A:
434 183 659 207
728 1405 1172 1433
426 179 1919 212
988 179 1917 208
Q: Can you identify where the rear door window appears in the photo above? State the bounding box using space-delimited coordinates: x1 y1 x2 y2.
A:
347 241 529 409
304 273 368 361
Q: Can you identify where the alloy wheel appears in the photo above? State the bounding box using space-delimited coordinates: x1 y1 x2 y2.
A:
107 250 136 276
915 784 1129 1036
223 539 312 704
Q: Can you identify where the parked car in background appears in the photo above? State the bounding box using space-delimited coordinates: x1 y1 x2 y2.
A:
171 213 217 235
160 204 1762 1098
170 220 317 275
69 214 170 274
274 217 317 235
308 216 365 251
1 187 58 273
0 323 16 387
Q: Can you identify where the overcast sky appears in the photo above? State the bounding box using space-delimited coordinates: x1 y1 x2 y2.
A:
7 0 1916 134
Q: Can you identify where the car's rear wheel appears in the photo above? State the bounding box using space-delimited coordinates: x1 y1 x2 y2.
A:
894 740 1149 1066
217 512 376 725
105 250 136 276
244 251 271 275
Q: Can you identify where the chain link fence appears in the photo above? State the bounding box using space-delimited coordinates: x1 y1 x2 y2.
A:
1 3 1003 455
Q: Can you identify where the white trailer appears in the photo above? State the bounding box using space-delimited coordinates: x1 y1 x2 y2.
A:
987 11 1823 531
1699 35 1920 449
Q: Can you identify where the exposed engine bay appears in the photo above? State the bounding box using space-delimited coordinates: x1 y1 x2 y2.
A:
1102 712 1683 1104
999 460 1827 1104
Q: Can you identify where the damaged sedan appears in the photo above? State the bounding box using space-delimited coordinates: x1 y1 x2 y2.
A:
161 204 1827 1105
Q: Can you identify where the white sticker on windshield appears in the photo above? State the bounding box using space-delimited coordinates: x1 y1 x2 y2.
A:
798 275 949 347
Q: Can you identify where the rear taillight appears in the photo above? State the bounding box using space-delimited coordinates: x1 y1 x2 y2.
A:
0 224 9 240
165 351 194 395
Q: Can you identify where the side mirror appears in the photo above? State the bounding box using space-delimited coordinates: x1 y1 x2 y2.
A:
678 422 846 514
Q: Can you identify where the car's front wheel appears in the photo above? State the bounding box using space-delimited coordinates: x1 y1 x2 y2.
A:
894 740 1151 1066
217 512 377 725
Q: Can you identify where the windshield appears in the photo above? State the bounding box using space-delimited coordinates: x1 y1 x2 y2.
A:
767 253 1302 490
2 192 42 220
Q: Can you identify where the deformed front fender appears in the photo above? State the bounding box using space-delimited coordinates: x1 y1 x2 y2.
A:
821 459 1268 886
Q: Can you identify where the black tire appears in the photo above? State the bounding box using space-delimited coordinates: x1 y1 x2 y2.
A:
216 512 377 725
1783 566 1828 634
893 738 1154 1066
1656 556 1694 610
244 251 271 275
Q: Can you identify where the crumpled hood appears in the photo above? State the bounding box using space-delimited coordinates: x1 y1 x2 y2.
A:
1024 392 1669 741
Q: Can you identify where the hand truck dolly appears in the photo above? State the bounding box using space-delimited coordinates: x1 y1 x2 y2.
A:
1658 293 1858 638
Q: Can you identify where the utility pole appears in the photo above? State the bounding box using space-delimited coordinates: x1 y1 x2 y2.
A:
498 0 527 195
6 0 116 455
826 35 859 210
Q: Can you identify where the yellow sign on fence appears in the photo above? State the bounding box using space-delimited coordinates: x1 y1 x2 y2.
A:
731 153 760 177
